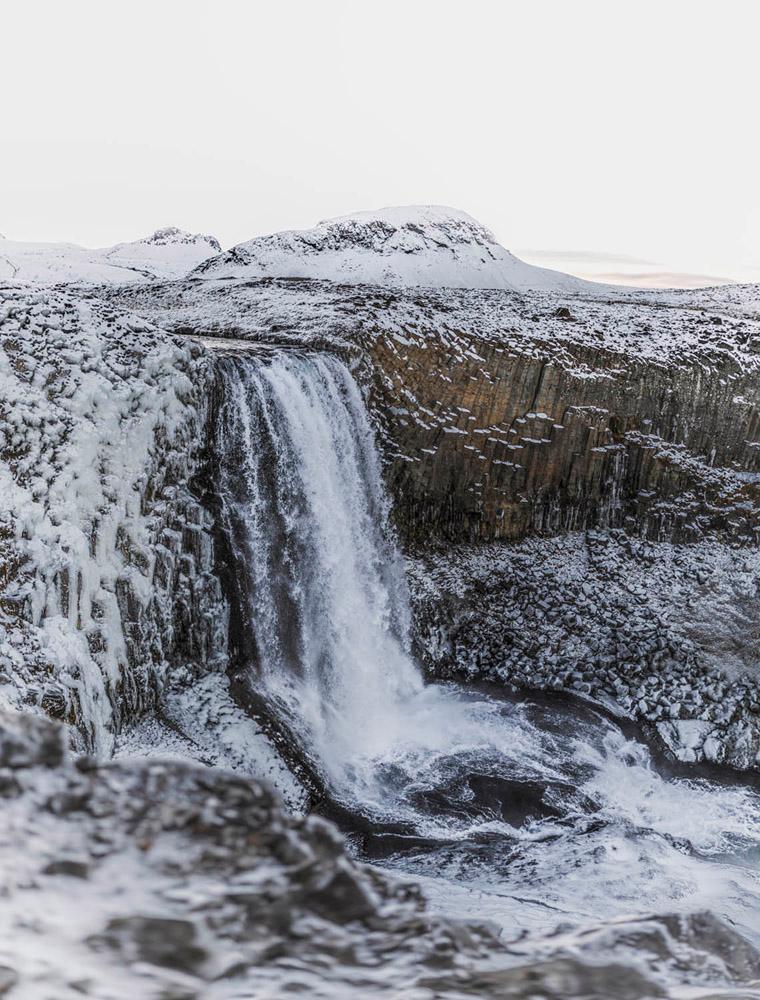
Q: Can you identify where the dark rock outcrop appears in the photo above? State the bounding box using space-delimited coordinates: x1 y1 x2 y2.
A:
108 278 760 548
359 292 759 547
409 533 760 768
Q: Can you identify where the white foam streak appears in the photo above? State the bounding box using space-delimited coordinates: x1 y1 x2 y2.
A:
577 731 760 855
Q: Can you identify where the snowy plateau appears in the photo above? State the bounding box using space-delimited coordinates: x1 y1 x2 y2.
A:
1 206 760 999
0 226 221 285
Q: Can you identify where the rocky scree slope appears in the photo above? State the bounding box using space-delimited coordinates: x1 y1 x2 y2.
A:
410 533 760 768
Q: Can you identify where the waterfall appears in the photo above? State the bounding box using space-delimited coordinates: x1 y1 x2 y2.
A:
213 348 760 948
216 351 424 785
214 349 568 820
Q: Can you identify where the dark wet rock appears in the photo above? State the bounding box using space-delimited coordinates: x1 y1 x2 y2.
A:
0 708 66 769
556 910 760 990
423 956 668 999
89 917 208 974
42 857 90 878
554 305 576 321
297 861 380 924
370 319 758 548
41 685 68 719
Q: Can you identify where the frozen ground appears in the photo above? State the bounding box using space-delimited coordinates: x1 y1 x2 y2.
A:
409 532 760 768
109 271 760 376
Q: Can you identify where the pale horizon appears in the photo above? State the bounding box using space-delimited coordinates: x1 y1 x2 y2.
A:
3 0 759 289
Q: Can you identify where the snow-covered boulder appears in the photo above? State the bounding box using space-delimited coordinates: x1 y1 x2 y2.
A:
191 205 594 292
1 705 757 998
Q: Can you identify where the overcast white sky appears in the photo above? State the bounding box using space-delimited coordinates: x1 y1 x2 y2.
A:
2 0 758 285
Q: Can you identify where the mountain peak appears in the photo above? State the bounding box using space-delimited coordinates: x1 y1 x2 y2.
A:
141 227 221 252
318 204 494 235
191 205 587 293
0 227 221 285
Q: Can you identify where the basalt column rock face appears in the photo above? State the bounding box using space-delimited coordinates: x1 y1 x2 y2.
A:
0 285 228 754
106 278 760 550
360 292 760 546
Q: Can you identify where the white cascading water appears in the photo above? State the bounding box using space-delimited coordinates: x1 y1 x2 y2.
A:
216 351 555 805
216 350 424 775
216 350 760 951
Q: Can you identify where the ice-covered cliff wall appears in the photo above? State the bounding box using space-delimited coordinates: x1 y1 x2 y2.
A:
361 289 760 546
0 285 227 753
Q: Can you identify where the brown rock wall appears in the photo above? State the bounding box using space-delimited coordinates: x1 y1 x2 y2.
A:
363 329 759 544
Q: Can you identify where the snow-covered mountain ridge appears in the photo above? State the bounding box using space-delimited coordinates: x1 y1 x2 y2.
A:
191 205 596 293
0 227 220 285
4 208 759 303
